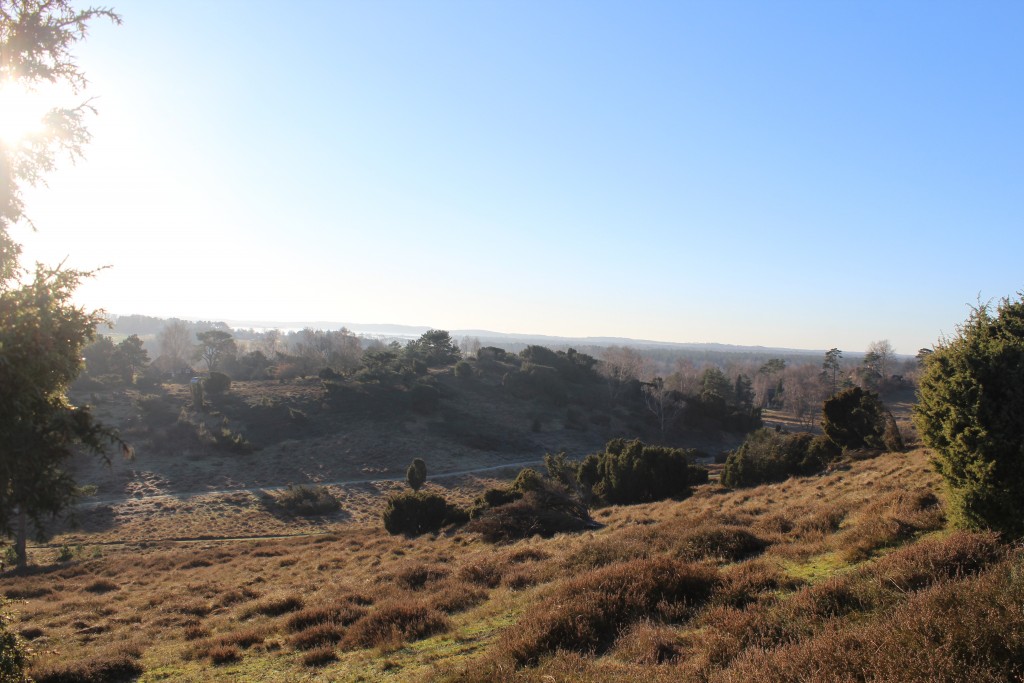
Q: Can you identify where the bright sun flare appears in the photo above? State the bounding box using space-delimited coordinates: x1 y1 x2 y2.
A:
0 81 52 146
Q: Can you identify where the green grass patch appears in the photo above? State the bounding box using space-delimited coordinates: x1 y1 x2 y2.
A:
779 551 848 584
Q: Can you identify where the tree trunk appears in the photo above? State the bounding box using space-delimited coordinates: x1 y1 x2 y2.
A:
15 507 27 570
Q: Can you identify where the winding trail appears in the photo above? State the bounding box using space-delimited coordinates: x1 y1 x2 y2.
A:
74 458 545 510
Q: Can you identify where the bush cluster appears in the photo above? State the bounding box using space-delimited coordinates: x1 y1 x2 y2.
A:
822 386 903 452
578 439 709 505
382 491 467 536
204 371 231 395
467 468 594 542
721 429 840 488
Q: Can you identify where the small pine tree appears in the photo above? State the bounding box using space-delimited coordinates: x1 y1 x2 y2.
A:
406 458 427 492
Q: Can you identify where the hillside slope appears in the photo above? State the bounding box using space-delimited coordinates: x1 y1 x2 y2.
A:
6 446 1022 682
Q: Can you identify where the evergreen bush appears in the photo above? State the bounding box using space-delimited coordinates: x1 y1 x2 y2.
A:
721 429 840 488
578 439 708 505
383 491 465 536
205 371 231 395
821 386 902 451
914 295 1024 535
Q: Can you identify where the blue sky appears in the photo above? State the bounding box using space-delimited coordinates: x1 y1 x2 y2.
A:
12 0 1023 354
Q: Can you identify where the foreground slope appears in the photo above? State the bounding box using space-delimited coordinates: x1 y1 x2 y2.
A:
5 446 1022 682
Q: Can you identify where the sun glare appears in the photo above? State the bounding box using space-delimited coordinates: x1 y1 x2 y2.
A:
0 81 52 146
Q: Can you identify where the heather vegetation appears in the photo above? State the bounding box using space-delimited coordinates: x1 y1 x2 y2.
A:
4 445 1023 682
3 4 1022 681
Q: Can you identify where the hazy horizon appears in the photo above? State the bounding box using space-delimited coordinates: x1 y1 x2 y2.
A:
11 0 1023 356
104 310 899 356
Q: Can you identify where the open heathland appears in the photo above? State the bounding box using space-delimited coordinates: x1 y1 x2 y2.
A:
5 440 1022 682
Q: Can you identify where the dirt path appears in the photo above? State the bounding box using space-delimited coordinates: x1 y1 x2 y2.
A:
74 458 544 510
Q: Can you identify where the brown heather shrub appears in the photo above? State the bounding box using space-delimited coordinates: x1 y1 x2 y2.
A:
507 547 549 563
427 581 489 613
301 644 338 667
4 584 53 599
612 620 684 665
503 567 539 590
178 557 213 569
671 524 769 562
81 578 118 594
501 557 719 665
285 601 367 631
182 623 209 640
793 504 846 535
165 597 212 617
394 562 449 590
340 601 451 650
711 555 1024 683
290 623 345 650
242 592 303 617
188 626 268 663
216 586 261 607
206 643 241 665
224 625 269 649
457 558 504 588
867 530 1003 592
788 575 882 620
31 643 144 683
839 489 944 562
562 530 652 571
715 559 802 608
19 626 44 640
751 511 794 535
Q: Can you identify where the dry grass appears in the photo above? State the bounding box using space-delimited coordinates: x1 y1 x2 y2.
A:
6 445 1020 682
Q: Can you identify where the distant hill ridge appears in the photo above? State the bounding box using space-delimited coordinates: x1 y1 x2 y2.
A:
109 313 877 358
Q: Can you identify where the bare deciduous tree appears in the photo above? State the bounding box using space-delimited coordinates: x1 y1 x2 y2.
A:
157 320 192 369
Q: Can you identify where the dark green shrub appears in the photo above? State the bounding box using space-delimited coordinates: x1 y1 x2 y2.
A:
914 295 1024 535
467 467 593 541
468 467 558 519
477 346 506 361
511 468 545 493
467 492 593 543
406 458 427 491
470 486 522 519
205 371 231 395
503 364 567 403
317 367 341 380
578 439 708 505
382 491 465 536
454 360 473 380
721 429 840 488
0 608 27 683
822 386 902 451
